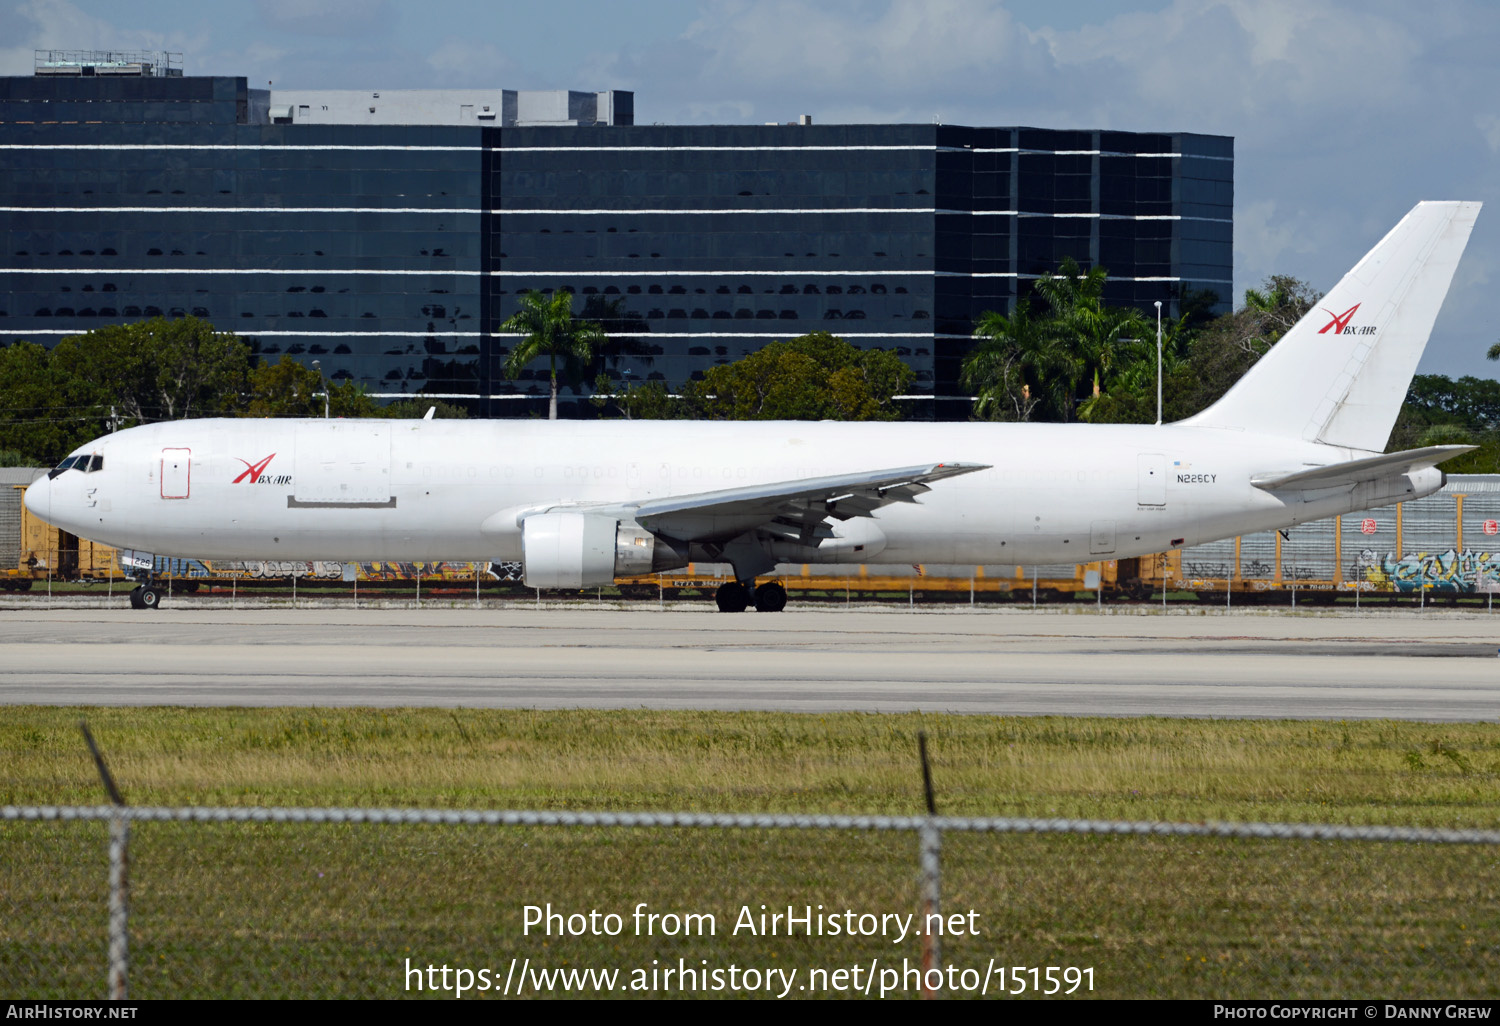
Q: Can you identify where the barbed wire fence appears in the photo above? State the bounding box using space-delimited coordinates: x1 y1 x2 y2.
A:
5 732 1500 999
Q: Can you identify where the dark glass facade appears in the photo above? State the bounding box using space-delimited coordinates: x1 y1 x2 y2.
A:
0 75 1232 418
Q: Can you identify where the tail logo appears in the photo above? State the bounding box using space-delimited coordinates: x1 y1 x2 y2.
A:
1317 303 1362 335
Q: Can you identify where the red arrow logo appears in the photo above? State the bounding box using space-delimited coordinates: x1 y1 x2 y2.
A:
233 453 276 484
1317 303 1361 334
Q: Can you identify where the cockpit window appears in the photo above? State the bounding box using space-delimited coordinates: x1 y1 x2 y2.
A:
47 453 102 479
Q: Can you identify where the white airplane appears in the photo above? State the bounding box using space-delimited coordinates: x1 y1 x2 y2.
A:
25 200 1480 612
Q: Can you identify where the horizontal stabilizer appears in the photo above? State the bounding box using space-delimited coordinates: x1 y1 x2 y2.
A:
1250 445 1474 492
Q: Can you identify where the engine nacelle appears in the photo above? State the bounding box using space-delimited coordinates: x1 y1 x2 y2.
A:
521 512 688 588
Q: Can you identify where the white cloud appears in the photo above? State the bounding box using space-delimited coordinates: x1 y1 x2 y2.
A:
253 0 394 37
1038 0 1418 128
1477 114 1500 153
423 39 516 86
678 0 1048 101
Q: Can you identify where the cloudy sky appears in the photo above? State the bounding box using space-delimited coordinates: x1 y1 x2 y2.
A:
4 0 1498 378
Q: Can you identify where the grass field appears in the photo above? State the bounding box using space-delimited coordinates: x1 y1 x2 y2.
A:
4 707 1500 999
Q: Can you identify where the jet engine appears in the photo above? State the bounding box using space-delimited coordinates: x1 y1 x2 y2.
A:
520 512 688 588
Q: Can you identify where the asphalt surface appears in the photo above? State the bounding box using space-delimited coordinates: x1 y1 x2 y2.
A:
2 603 1498 719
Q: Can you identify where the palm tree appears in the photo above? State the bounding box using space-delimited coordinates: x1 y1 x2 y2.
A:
963 301 1074 421
1030 257 1145 417
1031 256 1109 318
500 290 606 420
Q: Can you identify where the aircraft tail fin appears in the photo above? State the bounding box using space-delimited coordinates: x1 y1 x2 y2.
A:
1182 201 1480 451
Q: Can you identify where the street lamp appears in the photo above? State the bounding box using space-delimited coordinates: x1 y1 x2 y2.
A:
1153 300 1163 426
311 360 329 419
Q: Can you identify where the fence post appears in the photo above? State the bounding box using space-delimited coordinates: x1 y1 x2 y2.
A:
80 722 128 1000
918 732 941 999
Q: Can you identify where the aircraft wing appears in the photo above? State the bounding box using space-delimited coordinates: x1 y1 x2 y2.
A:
630 462 989 543
1250 445 1474 492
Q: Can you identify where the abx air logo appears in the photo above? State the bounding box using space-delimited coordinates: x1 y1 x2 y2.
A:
1317 303 1375 336
233 453 291 486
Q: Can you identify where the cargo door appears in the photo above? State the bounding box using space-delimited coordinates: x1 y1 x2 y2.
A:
292 423 393 507
1137 453 1166 506
161 448 191 499
1089 520 1116 555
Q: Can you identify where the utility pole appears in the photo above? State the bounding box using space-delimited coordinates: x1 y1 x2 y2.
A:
312 360 328 418
1154 300 1163 426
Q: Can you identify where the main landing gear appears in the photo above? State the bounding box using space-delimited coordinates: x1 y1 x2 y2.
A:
128 582 162 610
714 579 788 613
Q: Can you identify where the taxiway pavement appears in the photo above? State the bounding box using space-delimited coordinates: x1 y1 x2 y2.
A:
1 604 1496 720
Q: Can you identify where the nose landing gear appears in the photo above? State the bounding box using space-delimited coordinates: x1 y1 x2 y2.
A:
129 583 162 610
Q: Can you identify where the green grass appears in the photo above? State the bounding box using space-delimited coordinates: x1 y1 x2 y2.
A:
4 708 1500 999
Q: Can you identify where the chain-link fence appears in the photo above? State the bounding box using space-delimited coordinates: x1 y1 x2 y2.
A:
5 804 1500 1000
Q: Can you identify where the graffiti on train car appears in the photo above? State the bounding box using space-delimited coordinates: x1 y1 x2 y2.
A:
150 558 347 580
357 561 496 582
136 557 513 582
1355 549 1500 593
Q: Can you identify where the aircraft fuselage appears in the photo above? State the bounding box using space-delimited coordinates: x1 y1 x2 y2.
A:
25 416 1425 567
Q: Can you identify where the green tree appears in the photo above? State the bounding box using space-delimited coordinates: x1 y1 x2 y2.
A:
962 301 1070 421
590 373 680 420
1077 309 1195 424
380 397 471 419
1242 275 1321 345
1101 275 1323 423
685 332 913 420
49 317 251 423
243 356 377 418
0 340 104 464
964 272 1320 425
1031 257 1149 408
500 290 607 420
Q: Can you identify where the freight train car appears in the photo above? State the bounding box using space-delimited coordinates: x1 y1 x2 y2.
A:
7 471 1499 600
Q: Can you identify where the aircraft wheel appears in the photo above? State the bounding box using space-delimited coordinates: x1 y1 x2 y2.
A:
715 581 750 613
128 587 144 609
136 586 162 610
753 581 788 613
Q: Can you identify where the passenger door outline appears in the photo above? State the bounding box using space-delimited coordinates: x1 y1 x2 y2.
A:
161 448 191 499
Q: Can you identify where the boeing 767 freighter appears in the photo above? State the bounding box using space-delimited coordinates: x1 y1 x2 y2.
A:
24 201 1481 612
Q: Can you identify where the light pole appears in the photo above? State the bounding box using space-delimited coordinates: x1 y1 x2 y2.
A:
311 360 328 418
1154 300 1163 426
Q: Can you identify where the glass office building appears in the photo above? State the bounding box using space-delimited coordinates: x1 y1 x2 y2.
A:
0 69 1232 418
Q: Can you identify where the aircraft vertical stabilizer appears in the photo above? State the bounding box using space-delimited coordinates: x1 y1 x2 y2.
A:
1183 201 1480 452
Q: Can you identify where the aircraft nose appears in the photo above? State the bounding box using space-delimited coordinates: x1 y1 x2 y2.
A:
22 474 49 523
